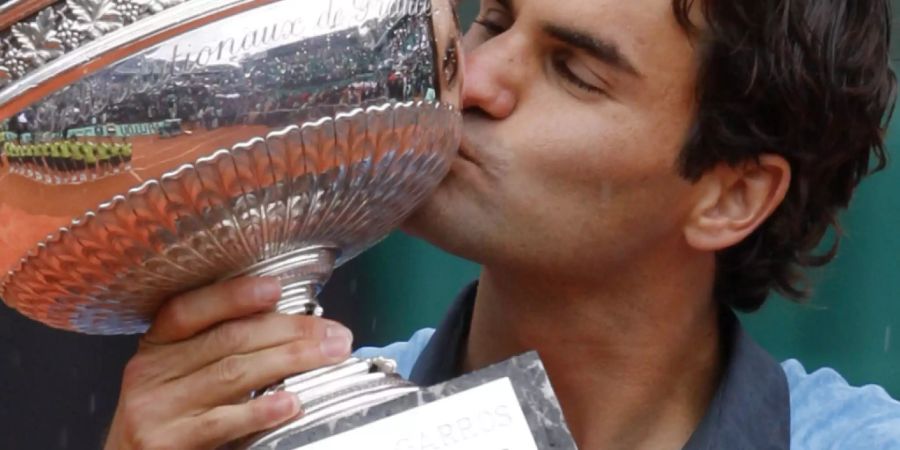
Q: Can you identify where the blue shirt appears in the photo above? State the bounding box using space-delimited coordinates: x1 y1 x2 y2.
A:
357 282 900 449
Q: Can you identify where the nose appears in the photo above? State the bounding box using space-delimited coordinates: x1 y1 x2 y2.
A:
461 38 521 119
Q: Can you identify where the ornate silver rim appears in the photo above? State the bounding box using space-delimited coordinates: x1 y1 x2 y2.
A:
0 0 191 89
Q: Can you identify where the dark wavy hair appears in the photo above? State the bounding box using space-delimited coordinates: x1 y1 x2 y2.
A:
673 0 897 311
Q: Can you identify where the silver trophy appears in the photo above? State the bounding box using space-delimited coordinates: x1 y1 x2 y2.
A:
0 0 462 446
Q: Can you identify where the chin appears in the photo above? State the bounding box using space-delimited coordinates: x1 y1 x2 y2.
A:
401 197 490 264
401 197 452 242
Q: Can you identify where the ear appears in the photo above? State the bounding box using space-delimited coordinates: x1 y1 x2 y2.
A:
684 155 791 252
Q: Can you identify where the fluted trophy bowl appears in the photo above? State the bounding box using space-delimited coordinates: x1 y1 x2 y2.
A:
0 0 462 445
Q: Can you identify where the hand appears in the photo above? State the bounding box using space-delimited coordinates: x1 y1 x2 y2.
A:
103 277 354 450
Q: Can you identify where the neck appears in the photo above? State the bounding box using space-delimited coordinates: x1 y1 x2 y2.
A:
464 252 722 450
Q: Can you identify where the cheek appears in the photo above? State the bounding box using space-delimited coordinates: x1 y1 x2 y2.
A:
497 104 694 250
513 104 679 193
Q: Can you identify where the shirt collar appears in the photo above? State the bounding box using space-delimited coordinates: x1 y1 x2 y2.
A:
409 281 790 449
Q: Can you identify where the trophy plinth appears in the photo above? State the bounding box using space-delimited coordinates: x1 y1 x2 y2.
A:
243 353 579 450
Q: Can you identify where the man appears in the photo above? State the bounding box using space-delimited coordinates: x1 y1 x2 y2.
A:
49 140 62 178
103 0 899 449
34 142 50 179
96 142 113 175
120 141 133 168
1 141 12 170
19 141 35 176
59 138 73 176
82 142 99 179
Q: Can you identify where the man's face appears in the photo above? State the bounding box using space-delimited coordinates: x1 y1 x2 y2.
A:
406 0 704 278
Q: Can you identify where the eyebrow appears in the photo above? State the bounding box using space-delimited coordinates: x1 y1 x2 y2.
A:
542 23 642 78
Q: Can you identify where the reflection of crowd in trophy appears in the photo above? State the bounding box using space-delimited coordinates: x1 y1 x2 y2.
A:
0 11 437 185
1 117 134 184
105 18 438 134
1 109 141 184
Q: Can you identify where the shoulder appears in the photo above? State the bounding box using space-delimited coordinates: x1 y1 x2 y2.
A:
783 359 900 449
353 328 435 380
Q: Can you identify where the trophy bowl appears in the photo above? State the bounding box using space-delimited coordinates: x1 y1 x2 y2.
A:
0 0 463 444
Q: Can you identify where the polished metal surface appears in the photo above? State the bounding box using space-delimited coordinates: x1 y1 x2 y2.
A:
0 0 463 334
1 1 462 440
3 101 460 334
0 0 60 31
0 0 191 87
239 357 419 449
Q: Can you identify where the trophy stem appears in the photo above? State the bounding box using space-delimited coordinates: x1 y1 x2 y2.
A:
230 247 419 449
232 246 339 317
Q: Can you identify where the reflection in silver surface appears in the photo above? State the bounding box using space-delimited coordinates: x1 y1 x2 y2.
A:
2 0 455 185
1 0 463 441
1 0 464 443
0 0 462 332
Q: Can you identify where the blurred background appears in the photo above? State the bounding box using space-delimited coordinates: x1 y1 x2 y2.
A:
1 1 899 449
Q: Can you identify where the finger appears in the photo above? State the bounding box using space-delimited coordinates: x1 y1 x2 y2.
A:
172 333 353 411
176 392 302 450
144 277 282 345
152 314 351 382
185 313 353 372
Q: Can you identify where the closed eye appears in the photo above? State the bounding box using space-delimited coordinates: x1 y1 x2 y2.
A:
473 5 512 37
552 54 607 96
474 18 507 36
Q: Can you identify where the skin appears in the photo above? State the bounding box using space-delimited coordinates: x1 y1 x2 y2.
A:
104 278 355 449
106 0 791 448
406 0 790 448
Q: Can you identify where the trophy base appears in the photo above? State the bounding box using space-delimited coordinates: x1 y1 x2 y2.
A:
229 248 419 448
241 352 578 450
238 357 419 449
